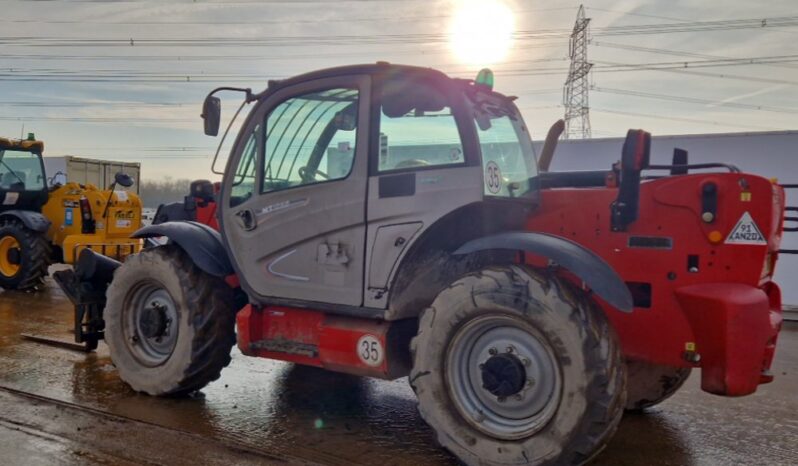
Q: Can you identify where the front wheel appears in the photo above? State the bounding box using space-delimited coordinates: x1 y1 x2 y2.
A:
0 219 50 291
105 245 236 396
410 266 626 466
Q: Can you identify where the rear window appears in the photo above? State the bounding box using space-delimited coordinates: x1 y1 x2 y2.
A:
377 78 464 172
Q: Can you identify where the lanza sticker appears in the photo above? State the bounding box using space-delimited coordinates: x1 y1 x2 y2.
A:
725 212 766 245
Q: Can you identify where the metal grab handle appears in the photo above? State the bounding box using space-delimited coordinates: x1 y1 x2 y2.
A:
780 184 797 243
781 185 797 233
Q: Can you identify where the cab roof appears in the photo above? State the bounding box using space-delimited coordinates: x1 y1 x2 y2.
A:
262 62 513 101
0 137 44 153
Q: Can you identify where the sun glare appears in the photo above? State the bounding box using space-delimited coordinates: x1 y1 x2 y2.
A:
450 0 515 66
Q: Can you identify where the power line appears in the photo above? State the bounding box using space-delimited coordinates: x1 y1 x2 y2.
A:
0 116 196 123
0 40 566 58
57 147 213 151
4 54 796 84
587 6 798 37
593 41 798 71
1 16 796 48
592 108 788 131
0 101 195 107
592 59 798 86
592 86 798 114
0 6 575 26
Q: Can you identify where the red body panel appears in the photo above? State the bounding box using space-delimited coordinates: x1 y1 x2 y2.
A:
195 200 218 230
228 172 784 397
236 305 411 379
526 172 785 396
675 283 775 396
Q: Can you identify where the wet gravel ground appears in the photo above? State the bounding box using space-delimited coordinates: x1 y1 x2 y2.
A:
1 276 796 465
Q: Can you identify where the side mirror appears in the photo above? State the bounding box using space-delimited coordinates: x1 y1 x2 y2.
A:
114 171 134 188
103 172 135 218
202 96 221 136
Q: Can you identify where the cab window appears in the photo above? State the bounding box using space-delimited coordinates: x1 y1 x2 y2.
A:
473 97 537 197
378 80 464 172
0 149 45 191
261 88 359 194
229 125 259 207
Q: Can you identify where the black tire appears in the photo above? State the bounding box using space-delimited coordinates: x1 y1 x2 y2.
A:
0 219 50 291
410 265 626 466
105 245 236 396
624 360 691 411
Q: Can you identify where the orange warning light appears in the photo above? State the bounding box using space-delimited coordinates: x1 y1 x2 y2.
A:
708 230 723 244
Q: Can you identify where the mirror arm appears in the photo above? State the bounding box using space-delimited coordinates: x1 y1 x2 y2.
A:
211 100 249 175
206 86 255 103
101 181 118 219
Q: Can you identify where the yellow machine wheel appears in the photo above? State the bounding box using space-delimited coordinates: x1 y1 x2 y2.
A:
0 219 51 290
0 236 21 278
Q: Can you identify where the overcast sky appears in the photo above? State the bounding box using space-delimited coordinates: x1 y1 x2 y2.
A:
1 0 797 180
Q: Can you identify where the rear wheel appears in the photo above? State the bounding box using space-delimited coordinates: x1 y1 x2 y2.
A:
105 245 236 396
0 219 50 291
410 266 625 466
625 360 691 411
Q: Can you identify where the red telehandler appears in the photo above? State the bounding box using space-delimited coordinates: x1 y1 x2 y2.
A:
57 63 788 466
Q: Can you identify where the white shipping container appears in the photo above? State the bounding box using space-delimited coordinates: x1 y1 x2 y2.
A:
42 156 141 194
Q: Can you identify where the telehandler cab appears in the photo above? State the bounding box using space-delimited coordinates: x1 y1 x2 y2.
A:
60 64 786 466
0 135 142 291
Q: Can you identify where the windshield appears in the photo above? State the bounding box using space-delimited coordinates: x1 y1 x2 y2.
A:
470 94 538 198
0 149 45 191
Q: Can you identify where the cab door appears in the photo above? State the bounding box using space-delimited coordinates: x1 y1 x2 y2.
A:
363 73 484 309
220 75 370 306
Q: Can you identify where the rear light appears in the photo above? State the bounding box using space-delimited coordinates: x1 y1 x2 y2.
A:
79 196 96 234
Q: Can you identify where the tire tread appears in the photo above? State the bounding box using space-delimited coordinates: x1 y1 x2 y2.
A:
410 265 626 466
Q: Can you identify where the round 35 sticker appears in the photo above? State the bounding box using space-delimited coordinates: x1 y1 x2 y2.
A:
357 334 384 367
485 161 502 194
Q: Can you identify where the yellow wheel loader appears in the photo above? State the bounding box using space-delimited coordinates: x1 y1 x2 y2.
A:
0 134 143 290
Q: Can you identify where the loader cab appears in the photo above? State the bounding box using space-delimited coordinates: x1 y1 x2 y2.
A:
0 136 48 211
215 64 538 311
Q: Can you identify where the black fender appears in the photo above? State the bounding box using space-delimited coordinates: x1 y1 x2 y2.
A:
454 231 634 312
0 210 50 232
133 221 233 277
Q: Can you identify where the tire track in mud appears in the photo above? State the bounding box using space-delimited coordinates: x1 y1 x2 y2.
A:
0 384 355 466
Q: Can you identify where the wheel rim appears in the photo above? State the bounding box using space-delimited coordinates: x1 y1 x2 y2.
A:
123 281 179 367
446 314 562 440
0 236 21 278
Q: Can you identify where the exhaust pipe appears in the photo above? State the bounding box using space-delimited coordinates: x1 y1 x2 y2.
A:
537 119 565 172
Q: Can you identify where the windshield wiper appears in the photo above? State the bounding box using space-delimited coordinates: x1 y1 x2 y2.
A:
0 161 25 186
